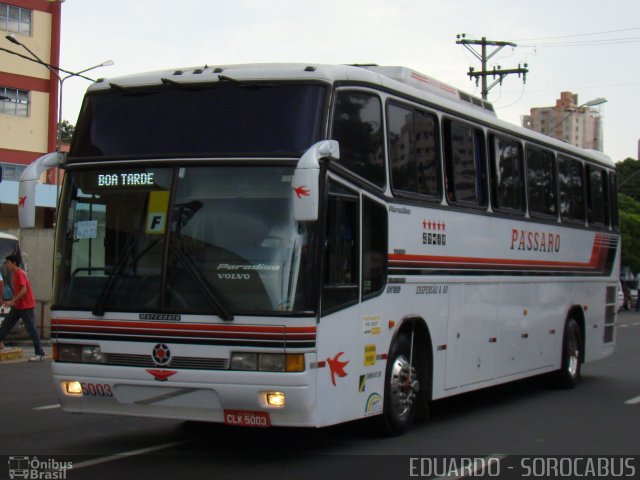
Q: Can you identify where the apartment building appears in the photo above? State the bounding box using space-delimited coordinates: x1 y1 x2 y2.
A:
0 0 60 229
522 91 604 152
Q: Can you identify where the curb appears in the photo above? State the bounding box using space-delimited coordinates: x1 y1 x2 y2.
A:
0 344 52 364
0 347 24 363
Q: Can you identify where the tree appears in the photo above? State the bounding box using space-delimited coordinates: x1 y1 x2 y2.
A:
615 158 640 273
616 157 640 202
619 194 640 273
59 120 75 145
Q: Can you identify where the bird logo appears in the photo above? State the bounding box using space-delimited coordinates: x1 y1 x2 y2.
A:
146 369 177 381
293 186 311 199
327 352 349 386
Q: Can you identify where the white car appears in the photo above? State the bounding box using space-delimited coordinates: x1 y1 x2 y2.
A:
618 281 630 311
618 281 638 311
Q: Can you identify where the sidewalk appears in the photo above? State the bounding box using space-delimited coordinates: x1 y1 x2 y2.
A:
0 341 53 364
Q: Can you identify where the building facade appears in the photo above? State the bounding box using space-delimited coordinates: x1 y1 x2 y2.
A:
0 0 59 230
522 91 604 152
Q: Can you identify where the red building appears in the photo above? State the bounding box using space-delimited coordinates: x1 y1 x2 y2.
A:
0 0 61 229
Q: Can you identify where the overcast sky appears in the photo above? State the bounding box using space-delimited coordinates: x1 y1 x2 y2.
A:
56 0 640 162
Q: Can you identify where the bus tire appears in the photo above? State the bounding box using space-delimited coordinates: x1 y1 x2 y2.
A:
379 334 420 436
553 317 582 389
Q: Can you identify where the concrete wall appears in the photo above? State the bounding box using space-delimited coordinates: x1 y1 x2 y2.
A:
1 91 50 153
2 11 54 79
5 227 54 339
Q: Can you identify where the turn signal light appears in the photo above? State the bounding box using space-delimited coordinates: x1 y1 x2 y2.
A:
285 354 305 372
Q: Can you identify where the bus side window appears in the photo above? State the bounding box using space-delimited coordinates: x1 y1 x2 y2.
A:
558 155 586 223
490 135 524 214
443 119 486 207
331 91 386 189
322 181 359 313
609 172 619 230
526 146 557 218
387 103 440 200
362 196 387 299
587 165 608 227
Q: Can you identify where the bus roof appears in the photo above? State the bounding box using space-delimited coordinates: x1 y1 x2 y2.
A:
87 63 614 168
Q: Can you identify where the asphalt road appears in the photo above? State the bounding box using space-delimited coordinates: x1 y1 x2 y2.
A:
1 312 639 480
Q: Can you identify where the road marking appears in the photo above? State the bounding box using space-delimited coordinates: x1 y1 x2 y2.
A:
33 404 61 410
72 438 195 470
432 454 507 480
625 395 640 405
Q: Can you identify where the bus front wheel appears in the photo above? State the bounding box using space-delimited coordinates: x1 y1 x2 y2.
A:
380 333 420 435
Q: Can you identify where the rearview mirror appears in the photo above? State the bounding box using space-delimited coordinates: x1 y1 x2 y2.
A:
18 152 66 228
292 140 339 222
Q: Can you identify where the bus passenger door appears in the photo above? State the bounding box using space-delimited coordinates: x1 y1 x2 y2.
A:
316 180 389 426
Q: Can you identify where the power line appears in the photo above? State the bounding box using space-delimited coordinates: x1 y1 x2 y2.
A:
513 26 640 42
520 37 640 48
497 82 640 95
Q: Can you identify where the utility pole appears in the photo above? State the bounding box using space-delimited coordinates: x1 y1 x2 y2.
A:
456 34 528 100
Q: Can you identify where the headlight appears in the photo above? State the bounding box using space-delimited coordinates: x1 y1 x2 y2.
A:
57 344 104 364
230 353 304 372
258 354 285 372
230 352 258 370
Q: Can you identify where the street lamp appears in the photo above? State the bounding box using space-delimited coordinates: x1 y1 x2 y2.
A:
4 33 113 192
5 34 96 81
542 97 607 136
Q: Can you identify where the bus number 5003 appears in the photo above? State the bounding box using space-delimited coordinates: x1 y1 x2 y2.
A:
81 383 113 397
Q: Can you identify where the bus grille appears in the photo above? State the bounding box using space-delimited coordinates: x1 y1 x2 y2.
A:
102 353 229 370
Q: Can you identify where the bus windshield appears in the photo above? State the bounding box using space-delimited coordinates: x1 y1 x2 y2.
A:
53 166 317 316
70 83 326 159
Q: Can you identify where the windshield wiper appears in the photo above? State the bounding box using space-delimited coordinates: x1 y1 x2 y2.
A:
170 243 234 321
92 231 142 316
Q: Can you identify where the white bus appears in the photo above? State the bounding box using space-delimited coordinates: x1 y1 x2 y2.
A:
33 64 618 435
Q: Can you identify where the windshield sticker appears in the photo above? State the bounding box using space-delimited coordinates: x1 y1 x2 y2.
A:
145 191 170 235
75 220 98 240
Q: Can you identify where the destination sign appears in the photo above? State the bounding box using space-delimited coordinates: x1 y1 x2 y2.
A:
97 172 155 187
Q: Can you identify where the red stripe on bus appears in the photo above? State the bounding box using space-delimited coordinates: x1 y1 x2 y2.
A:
50 319 316 339
51 318 315 332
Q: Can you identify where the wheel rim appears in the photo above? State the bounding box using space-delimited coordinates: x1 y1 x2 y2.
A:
567 333 580 377
389 354 419 421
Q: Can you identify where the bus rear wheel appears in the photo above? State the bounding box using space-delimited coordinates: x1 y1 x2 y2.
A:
380 334 420 435
553 317 582 389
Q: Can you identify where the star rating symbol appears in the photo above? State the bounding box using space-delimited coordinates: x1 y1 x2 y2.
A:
422 219 446 231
